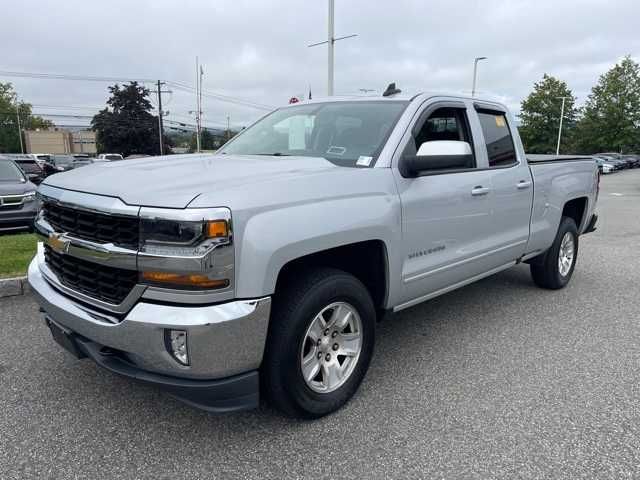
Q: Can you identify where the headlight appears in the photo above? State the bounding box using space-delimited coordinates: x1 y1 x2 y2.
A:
139 208 232 290
23 191 36 202
140 218 229 252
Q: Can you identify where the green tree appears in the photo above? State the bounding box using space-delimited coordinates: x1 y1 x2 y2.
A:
188 129 229 152
91 82 169 156
575 56 640 154
518 74 578 154
0 82 53 153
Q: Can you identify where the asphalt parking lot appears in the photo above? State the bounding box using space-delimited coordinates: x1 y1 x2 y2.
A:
2 170 639 479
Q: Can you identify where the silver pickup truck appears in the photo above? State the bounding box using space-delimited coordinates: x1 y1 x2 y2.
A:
28 93 599 418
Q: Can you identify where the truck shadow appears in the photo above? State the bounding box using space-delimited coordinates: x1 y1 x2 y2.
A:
31 262 581 447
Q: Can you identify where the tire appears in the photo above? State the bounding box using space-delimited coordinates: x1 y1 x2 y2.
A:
262 267 376 419
530 216 579 289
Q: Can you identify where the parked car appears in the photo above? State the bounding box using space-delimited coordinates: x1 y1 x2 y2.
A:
595 155 624 171
71 154 94 168
597 153 633 168
14 157 46 184
42 155 76 175
0 156 38 232
621 154 640 168
601 162 615 174
97 153 123 161
29 92 599 418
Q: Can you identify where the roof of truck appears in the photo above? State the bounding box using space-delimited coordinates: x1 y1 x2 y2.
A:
283 91 508 110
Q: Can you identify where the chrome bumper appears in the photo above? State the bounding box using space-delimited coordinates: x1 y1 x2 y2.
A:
28 256 271 380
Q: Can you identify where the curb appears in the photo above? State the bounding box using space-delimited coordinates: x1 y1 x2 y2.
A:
0 276 30 298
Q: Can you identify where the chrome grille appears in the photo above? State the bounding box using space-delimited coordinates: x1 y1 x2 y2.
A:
43 201 139 248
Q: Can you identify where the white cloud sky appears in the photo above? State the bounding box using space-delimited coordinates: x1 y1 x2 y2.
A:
1 0 638 130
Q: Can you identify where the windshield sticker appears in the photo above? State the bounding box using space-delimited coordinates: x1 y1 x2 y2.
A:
327 146 346 156
356 156 373 167
495 116 506 127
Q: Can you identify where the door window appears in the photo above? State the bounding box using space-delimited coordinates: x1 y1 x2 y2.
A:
477 111 517 167
409 107 475 170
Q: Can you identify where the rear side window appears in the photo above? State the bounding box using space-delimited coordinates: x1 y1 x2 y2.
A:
477 111 517 167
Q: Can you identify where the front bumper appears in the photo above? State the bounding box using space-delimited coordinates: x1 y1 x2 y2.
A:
28 256 271 411
0 202 37 230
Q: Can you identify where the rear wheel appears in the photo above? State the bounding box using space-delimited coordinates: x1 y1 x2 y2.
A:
530 216 578 289
262 267 375 418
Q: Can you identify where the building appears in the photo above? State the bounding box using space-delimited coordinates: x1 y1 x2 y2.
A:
23 129 96 155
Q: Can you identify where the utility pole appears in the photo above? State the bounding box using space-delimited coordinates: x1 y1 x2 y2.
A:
471 56 487 98
15 95 24 154
156 80 167 155
556 96 570 155
226 115 230 141
308 0 357 96
195 57 202 152
327 0 334 96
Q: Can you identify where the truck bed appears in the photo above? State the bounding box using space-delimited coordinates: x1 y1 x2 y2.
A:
526 154 595 164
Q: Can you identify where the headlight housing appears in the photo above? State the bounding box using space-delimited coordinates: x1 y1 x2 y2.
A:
23 191 36 202
140 218 229 249
138 208 233 291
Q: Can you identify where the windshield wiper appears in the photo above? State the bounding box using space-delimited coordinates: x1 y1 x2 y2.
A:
250 152 291 156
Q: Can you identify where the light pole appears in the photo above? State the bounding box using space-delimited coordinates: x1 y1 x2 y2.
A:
471 56 487 98
556 96 571 155
308 0 357 96
14 94 24 154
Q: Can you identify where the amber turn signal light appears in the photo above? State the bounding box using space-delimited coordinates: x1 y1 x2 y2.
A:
206 221 229 238
141 271 229 289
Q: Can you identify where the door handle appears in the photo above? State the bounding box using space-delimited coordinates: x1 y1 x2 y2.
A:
517 180 532 189
471 186 490 196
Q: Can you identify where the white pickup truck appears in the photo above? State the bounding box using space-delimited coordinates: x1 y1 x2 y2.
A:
29 91 599 418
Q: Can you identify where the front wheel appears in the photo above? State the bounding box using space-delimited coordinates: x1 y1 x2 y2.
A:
530 216 579 289
262 268 376 418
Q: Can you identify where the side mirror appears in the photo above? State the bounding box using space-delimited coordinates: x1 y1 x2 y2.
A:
402 140 473 177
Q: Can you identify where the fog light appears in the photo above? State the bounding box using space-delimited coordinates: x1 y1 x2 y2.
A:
165 330 189 366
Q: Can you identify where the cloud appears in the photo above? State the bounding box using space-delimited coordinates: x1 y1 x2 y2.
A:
1 0 638 128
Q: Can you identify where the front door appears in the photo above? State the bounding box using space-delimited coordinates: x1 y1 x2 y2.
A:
393 101 498 306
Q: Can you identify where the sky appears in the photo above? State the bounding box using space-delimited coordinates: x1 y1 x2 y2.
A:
1 0 639 132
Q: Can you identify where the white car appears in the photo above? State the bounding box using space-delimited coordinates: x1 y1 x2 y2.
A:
602 163 615 174
97 153 123 161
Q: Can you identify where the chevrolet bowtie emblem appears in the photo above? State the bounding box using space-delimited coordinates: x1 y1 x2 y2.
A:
48 233 71 255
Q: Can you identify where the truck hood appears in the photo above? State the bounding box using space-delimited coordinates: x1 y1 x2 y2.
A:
42 154 343 208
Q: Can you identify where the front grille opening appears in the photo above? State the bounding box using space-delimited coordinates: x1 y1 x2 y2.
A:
44 244 138 305
43 202 139 248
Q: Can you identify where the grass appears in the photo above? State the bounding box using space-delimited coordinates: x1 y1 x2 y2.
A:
0 232 38 278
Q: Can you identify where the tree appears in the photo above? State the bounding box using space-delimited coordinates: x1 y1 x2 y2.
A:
518 74 578 154
91 82 169 156
188 128 229 152
0 82 53 153
574 56 640 154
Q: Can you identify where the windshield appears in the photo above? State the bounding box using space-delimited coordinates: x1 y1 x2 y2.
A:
16 160 41 173
0 161 26 182
219 101 408 167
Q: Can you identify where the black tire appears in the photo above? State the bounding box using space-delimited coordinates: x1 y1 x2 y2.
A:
262 267 376 419
530 216 579 289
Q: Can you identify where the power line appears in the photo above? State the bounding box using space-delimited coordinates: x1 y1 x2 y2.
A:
0 69 276 111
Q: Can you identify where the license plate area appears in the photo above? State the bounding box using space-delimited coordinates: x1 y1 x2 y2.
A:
46 318 86 359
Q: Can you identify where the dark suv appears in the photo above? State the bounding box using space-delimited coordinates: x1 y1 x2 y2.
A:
0 157 38 232
14 157 46 184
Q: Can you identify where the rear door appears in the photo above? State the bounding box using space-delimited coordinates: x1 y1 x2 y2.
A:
393 99 499 307
472 106 533 264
